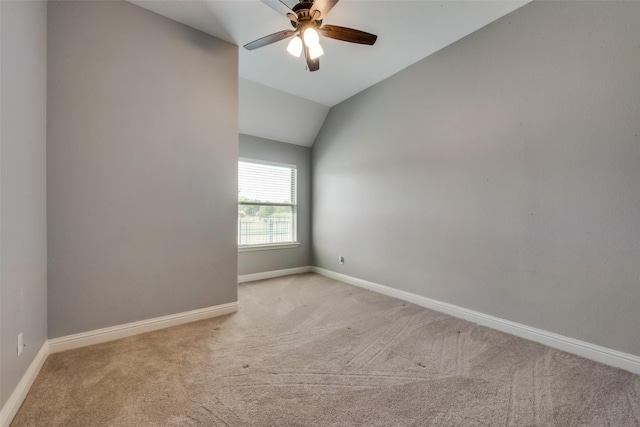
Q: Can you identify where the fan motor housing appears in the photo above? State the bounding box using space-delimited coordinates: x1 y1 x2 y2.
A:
291 2 321 28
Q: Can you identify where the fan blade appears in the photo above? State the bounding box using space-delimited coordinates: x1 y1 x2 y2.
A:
243 30 295 50
261 0 296 18
319 25 377 45
304 46 320 72
310 0 339 20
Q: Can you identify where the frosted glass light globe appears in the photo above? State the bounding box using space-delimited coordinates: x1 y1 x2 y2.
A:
309 43 324 59
303 27 320 48
287 36 302 57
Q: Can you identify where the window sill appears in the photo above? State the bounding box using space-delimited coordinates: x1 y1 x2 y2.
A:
238 242 300 252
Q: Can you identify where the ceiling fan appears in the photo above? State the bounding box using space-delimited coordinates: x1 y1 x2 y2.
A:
243 0 378 72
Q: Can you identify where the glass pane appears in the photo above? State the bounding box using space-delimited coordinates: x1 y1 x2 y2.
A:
238 205 295 245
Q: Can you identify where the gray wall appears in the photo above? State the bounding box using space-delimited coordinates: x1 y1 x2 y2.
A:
47 1 238 338
0 0 48 405
312 1 640 356
239 134 311 276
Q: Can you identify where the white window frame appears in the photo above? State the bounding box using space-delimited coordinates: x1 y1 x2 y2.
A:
238 158 299 251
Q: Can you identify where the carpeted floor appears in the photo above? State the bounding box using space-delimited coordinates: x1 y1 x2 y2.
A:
12 273 640 426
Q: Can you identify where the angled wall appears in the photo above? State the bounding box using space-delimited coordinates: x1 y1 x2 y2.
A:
0 0 48 406
47 1 238 338
239 79 329 148
312 2 640 356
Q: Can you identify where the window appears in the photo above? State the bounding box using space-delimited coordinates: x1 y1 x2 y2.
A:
238 159 297 248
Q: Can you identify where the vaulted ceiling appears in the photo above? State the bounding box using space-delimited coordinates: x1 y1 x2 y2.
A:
129 0 529 146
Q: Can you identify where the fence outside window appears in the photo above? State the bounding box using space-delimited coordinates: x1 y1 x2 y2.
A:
238 217 294 246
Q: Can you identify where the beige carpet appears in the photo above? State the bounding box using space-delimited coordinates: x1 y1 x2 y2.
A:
12 273 640 426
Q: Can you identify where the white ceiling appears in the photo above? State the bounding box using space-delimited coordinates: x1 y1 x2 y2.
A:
129 0 530 146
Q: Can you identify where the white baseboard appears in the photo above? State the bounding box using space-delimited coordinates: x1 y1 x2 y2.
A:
238 266 312 283
49 301 238 354
311 267 640 375
1 301 237 426
0 301 237 426
0 341 50 427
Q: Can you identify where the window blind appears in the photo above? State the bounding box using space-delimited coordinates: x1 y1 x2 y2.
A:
238 161 296 205
238 160 297 246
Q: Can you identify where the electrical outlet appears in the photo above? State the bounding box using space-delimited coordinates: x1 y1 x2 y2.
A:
339 256 344 265
17 333 23 357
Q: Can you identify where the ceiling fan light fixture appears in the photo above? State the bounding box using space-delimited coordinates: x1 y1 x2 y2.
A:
309 43 324 60
287 36 303 57
303 27 320 48
245 0 378 72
